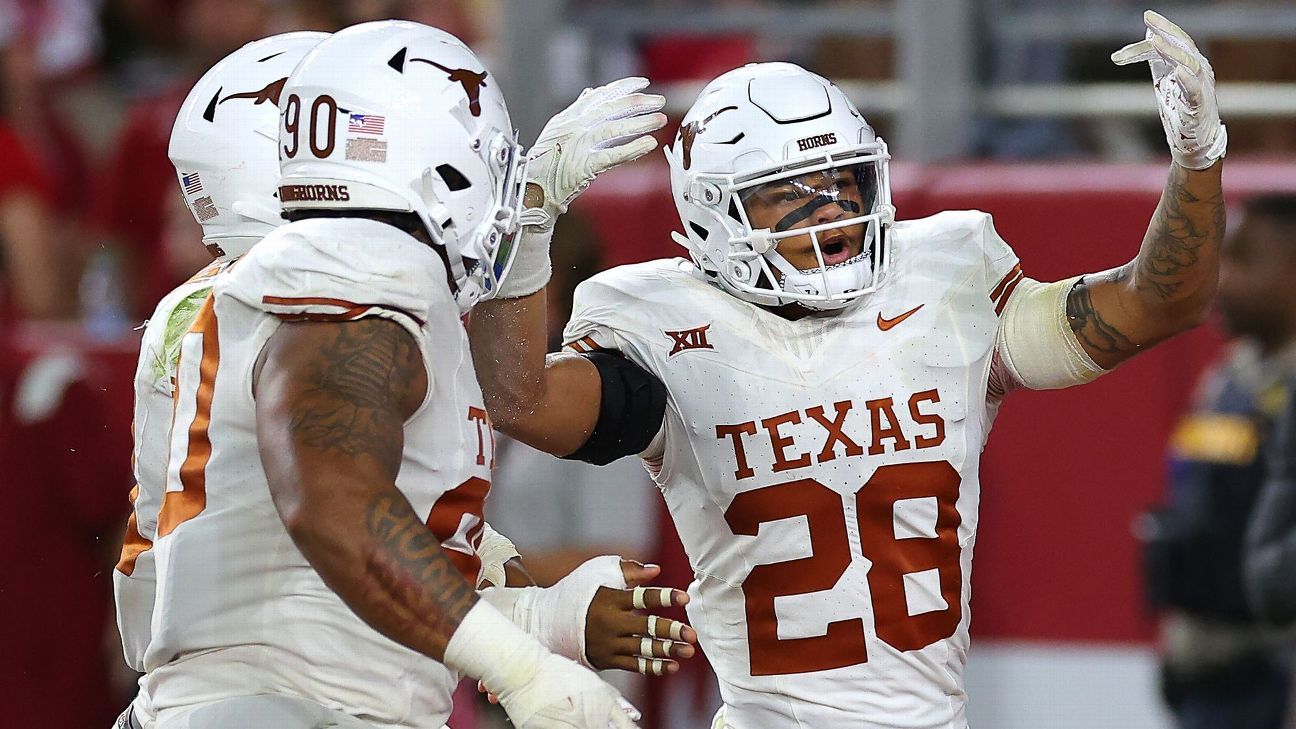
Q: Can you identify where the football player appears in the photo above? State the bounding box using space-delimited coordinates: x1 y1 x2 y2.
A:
112 22 680 729
468 10 1226 729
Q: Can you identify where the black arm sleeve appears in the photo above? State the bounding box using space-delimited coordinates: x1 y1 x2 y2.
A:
562 350 667 466
1245 385 1296 626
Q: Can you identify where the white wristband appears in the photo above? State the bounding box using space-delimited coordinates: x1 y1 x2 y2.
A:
495 220 554 299
443 600 548 695
479 554 625 667
1173 122 1227 171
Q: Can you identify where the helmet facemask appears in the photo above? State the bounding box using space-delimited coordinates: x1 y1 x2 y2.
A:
687 142 894 311
433 130 530 309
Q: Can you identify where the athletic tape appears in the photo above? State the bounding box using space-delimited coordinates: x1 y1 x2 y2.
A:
632 585 677 609
636 656 667 676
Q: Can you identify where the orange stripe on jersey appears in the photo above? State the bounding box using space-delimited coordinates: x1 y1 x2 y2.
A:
184 258 232 285
261 295 426 328
262 295 366 308
115 484 154 576
158 297 219 538
271 310 368 323
116 510 153 576
990 264 1023 303
995 272 1025 316
565 336 602 354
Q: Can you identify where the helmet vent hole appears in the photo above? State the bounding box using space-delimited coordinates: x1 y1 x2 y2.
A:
436 164 471 191
689 222 709 240
388 47 408 73
202 88 221 123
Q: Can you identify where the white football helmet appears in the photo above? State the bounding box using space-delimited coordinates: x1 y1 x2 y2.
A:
666 62 894 311
277 20 528 313
169 31 329 260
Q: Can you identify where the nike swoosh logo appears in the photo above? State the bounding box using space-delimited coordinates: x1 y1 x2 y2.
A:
877 304 924 331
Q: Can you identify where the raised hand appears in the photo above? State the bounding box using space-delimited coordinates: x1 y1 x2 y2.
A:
1112 10 1226 170
526 77 668 229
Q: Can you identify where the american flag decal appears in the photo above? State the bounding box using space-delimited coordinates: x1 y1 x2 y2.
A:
348 113 385 135
182 173 203 195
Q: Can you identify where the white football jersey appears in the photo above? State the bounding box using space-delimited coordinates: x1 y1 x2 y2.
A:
115 258 234 673
133 217 495 729
563 211 1024 729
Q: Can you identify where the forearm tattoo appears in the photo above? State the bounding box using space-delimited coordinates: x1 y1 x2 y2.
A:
276 319 469 655
364 493 478 651
288 319 420 468
1066 271 1139 356
1136 163 1226 300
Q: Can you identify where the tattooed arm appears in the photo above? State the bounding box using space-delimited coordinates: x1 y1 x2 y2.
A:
1065 161 1224 369
1065 13 1229 370
254 317 477 660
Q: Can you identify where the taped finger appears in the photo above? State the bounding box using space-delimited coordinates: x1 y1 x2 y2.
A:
636 656 671 676
639 637 661 657
647 615 686 641
639 637 682 658
631 586 676 610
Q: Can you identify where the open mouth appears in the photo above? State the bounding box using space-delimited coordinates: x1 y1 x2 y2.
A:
819 235 852 266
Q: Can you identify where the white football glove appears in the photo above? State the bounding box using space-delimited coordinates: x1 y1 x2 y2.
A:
1112 10 1226 170
496 77 666 298
481 554 627 668
527 77 667 227
501 652 642 729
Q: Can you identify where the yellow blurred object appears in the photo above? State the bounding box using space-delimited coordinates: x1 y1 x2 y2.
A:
1170 413 1260 465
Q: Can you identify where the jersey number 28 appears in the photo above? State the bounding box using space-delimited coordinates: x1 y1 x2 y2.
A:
724 460 962 676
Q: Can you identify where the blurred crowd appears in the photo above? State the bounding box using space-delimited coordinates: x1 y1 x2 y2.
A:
4 0 1296 327
3 2 1296 729
0 0 491 326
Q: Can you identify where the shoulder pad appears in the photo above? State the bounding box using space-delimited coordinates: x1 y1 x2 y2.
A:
216 218 448 334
